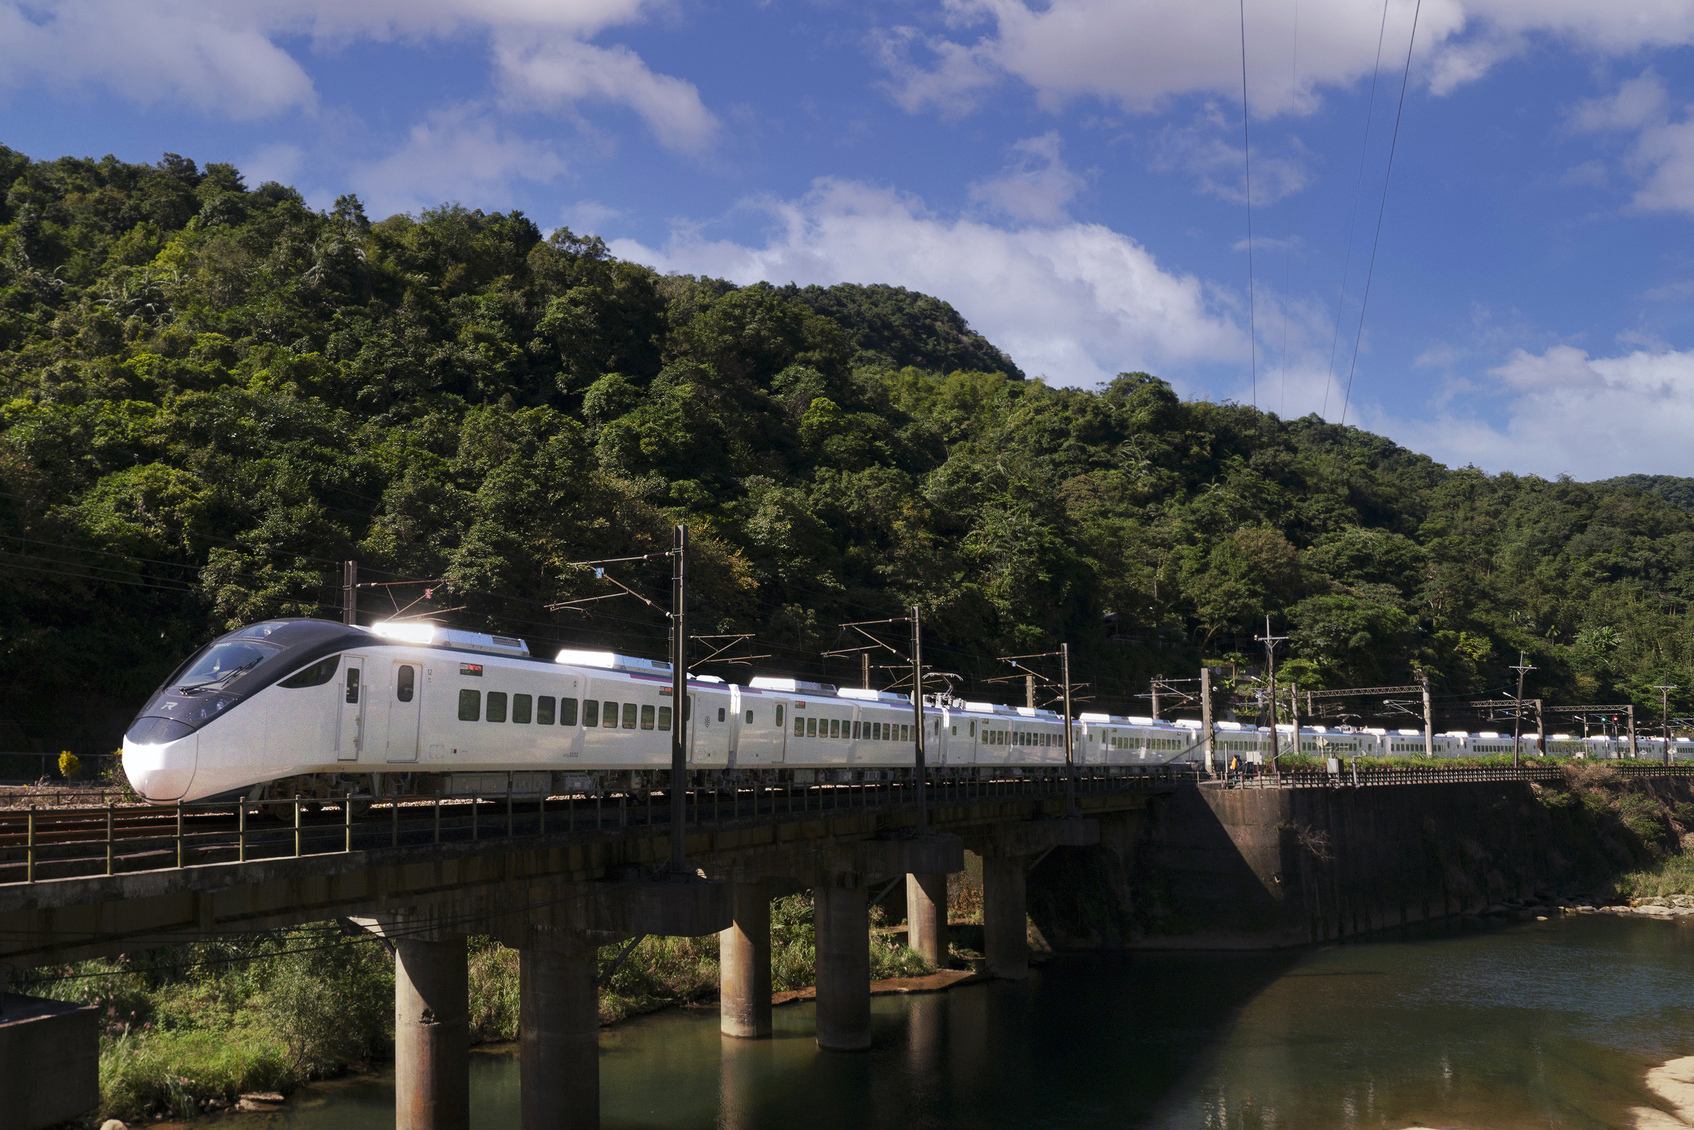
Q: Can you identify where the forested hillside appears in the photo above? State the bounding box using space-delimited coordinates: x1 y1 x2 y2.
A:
3 148 1694 750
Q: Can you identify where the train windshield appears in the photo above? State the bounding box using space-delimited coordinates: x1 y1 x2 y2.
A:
176 640 281 690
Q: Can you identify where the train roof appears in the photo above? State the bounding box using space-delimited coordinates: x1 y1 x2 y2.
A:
370 619 529 657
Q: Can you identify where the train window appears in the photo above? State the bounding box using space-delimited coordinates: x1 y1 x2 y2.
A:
487 692 508 723
583 699 599 727
458 689 480 721
397 666 416 703
794 717 804 736
775 705 784 727
807 717 818 737
951 725 957 736
901 725 910 742
538 696 556 725
640 705 655 730
657 706 672 730
718 707 726 722
871 722 881 740
970 721 976 737
746 709 754 724
852 721 860 739
512 694 532 724
830 719 840 739
603 702 618 728
280 655 340 688
345 667 361 704
621 703 637 729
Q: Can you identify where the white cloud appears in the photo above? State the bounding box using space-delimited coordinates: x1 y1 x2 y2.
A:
350 106 568 216
1151 112 1312 205
492 33 719 155
0 1 715 155
1570 70 1694 216
0 1 316 118
1400 344 1694 477
609 178 1245 384
879 0 1694 123
967 132 1087 223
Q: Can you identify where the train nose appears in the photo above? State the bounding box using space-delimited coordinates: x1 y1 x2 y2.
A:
122 720 198 803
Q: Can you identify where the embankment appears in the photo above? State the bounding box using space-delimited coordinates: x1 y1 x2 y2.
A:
1024 766 1694 949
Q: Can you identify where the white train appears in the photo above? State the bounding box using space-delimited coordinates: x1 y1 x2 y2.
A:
119 618 1693 804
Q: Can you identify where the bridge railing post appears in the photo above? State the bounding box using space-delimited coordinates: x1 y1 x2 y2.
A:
345 793 352 853
106 801 115 875
433 795 441 844
176 804 184 868
26 804 34 882
237 802 245 864
293 795 301 857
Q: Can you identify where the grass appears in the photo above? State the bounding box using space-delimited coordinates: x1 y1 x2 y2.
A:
1616 855 1694 898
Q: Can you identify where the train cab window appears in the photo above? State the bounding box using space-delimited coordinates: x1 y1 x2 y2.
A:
640 705 655 730
583 700 599 727
537 696 556 725
776 705 785 727
458 689 481 721
396 666 416 702
746 709 754 724
621 703 637 729
344 667 361 704
807 717 818 737
657 706 672 730
487 692 508 723
602 701 618 728
512 694 532 724
718 707 726 722
280 655 340 688
794 717 804 736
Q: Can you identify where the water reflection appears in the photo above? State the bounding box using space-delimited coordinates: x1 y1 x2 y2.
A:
229 915 1694 1130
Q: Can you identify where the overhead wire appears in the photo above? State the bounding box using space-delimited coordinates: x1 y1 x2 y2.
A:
1321 0 1393 420
1239 0 1260 409
1339 0 1424 428
1278 0 1299 418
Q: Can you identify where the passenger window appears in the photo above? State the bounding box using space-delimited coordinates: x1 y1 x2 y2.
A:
902 725 910 742
487 692 508 723
794 717 804 736
830 719 840 739
970 721 976 737
746 709 753 724
458 689 480 721
951 725 957 736
512 694 532 724
658 706 672 730
603 701 618 728
397 665 416 703
622 703 637 729
345 667 361 704
280 655 340 688
718 707 726 722
776 705 784 727
583 699 599 727
641 704 655 730
537 696 556 725
807 717 818 737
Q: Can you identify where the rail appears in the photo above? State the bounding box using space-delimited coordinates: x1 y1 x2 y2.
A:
0 765 1194 886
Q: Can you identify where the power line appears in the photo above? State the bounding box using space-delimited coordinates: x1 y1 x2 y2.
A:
1339 0 1424 428
1239 0 1259 410
1321 0 1393 420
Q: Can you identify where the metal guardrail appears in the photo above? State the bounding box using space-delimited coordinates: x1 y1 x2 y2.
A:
1224 762 1694 788
0 766 1195 886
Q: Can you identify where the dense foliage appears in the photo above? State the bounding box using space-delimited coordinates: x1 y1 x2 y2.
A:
4 147 1694 748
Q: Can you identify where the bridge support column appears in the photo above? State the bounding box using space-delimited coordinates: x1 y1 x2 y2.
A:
814 881 871 1050
982 854 1028 980
519 940 600 1130
905 872 947 968
720 882 772 1038
395 934 470 1130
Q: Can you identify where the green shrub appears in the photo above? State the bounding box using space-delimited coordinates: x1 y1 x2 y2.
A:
255 929 392 1078
468 936 520 1043
100 1027 295 1122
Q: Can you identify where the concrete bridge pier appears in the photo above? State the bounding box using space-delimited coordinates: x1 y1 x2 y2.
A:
394 933 471 1130
518 939 601 1130
904 872 948 968
981 854 1028 980
813 880 872 1050
719 882 773 1038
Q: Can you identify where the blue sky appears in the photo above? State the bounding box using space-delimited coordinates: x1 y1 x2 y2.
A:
3 1 1694 479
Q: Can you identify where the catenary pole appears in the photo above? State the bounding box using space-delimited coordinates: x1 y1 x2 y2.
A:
1062 643 1075 815
912 605 927 835
343 560 358 627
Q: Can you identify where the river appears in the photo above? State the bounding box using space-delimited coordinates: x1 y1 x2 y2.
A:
234 914 1694 1129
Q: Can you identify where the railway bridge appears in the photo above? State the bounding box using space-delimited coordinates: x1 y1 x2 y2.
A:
0 770 1171 1130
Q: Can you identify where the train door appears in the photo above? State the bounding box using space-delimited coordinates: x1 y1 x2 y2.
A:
337 656 367 761
386 660 421 762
